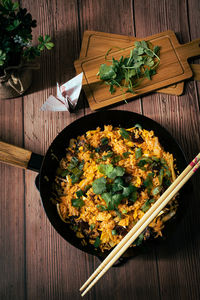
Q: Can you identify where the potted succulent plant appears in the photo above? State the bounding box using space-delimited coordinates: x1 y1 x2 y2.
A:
0 0 54 99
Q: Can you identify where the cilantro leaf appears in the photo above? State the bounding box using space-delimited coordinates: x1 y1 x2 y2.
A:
98 40 160 95
102 151 113 160
153 45 160 54
102 192 123 210
135 148 142 159
158 168 164 185
152 186 162 195
97 204 108 211
68 157 79 170
111 155 121 164
71 198 85 208
129 190 138 202
94 237 101 248
108 166 125 179
90 224 95 230
144 68 156 80
123 151 131 158
98 164 125 179
137 157 153 168
76 189 83 197
141 199 151 212
92 177 107 194
98 164 114 176
120 128 130 140
60 169 69 177
101 137 109 145
143 173 154 193
99 64 116 80
112 177 124 192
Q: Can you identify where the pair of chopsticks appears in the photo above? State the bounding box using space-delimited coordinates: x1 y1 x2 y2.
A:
80 153 200 297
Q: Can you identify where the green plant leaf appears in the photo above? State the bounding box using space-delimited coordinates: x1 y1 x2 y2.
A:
44 34 51 42
45 42 54 50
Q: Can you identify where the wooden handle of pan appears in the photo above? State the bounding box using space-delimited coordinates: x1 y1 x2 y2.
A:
0 141 32 169
177 39 200 60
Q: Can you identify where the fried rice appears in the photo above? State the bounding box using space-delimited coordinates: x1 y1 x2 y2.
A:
52 124 178 252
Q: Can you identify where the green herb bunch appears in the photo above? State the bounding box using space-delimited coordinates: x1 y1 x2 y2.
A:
97 41 160 95
0 0 54 74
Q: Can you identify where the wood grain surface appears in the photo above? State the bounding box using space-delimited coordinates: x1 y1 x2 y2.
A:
0 1 199 300
78 30 185 96
74 30 200 110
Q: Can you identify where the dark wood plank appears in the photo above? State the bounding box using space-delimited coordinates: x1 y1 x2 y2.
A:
134 0 200 299
78 1 160 300
78 0 142 115
21 0 85 299
0 98 25 299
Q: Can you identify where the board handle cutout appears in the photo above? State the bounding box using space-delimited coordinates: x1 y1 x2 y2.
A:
0 141 32 169
178 39 200 60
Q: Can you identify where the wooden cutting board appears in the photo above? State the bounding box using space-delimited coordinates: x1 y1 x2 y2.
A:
74 30 200 110
78 30 200 96
78 31 184 96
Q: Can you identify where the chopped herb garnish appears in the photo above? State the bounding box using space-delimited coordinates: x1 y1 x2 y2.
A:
97 204 108 211
137 157 153 168
122 209 127 214
112 229 117 235
76 189 83 197
95 147 101 153
111 155 121 164
129 190 138 202
84 184 92 193
98 41 160 95
143 172 154 194
60 169 69 177
102 151 113 160
120 128 130 140
70 173 82 184
101 192 123 210
101 137 109 145
68 157 79 170
94 237 101 248
90 224 95 230
71 198 85 208
92 177 107 194
122 151 131 158
78 160 85 170
152 186 162 195
141 199 151 212
135 147 142 159
98 164 125 179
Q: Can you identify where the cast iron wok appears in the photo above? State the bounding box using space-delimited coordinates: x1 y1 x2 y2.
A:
0 110 190 260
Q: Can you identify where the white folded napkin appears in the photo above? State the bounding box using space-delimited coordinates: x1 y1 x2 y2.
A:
40 72 83 111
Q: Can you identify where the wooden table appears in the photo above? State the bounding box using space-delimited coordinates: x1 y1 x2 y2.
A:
0 1 200 299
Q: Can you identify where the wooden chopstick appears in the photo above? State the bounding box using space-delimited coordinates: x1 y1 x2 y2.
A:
80 153 200 296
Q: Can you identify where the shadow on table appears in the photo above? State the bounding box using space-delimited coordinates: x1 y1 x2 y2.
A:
21 28 83 94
